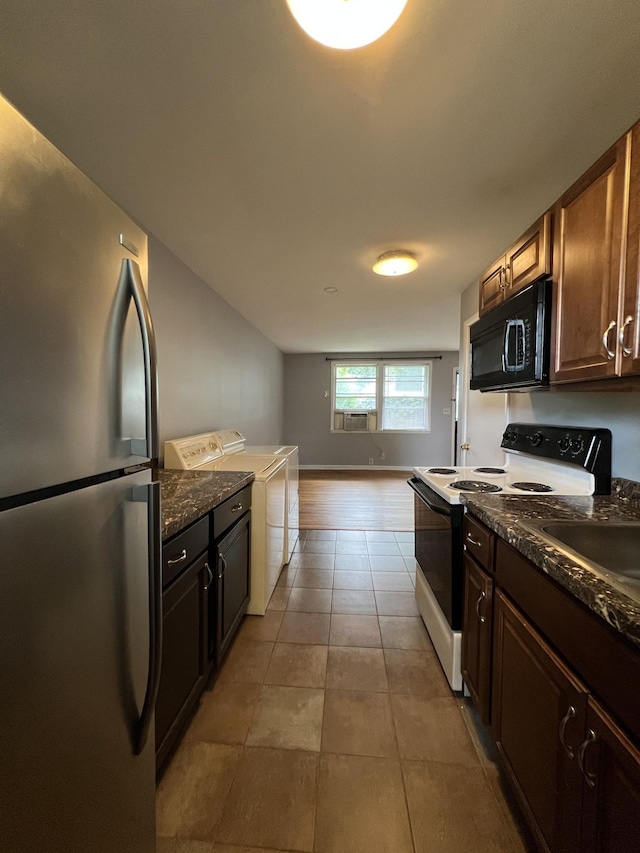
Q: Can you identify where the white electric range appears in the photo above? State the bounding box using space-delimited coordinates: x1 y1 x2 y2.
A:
408 423 612 691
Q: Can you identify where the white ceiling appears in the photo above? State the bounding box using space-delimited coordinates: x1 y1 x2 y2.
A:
1 1 640 353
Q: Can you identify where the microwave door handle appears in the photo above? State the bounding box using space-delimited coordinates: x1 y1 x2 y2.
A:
503 321 514 371
514 320 526 371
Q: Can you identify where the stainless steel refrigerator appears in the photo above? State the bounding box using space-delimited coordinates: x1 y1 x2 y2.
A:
0 94 160 852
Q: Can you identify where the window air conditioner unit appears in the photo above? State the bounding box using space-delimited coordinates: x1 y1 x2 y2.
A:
343 412 370 431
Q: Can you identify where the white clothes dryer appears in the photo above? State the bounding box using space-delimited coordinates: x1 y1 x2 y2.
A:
211 430 299 563
164 433 287 615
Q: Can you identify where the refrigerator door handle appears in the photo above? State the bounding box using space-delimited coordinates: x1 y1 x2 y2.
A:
123 258 159 461
132 481 163 755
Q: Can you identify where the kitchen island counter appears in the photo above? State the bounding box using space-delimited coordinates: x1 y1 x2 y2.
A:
462 478 640 647
154 467 254 540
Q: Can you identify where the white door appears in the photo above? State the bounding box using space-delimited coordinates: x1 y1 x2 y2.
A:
458 315 509 466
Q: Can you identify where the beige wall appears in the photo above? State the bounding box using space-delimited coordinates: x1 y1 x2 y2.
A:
148 235 284 455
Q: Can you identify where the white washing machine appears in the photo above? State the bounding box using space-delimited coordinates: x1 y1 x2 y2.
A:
211 429 299 563
164 433 287 615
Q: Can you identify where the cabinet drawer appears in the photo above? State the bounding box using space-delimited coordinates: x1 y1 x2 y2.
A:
212 485 251 540
162 515 209 587
463 514 494 572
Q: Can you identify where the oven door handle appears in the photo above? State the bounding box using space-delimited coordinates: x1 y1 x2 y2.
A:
407 478 452 517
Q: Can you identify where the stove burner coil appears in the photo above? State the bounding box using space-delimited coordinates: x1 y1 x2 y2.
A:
473 467 506 475
448 480 502 493
427 467 457 475
511 481 554 493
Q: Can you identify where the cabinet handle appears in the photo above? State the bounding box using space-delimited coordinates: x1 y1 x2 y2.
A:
559 705 576 759
602 320 617 360
167 548 187 566
475 590 486 623
218 554 227 580
577 729 597 788
619 315 634 357
466 533 482 547
231 502 243 513
203 562 213 591
503 264 510 287
499 267 506 291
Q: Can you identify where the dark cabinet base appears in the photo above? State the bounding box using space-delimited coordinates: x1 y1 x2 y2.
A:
155 550 210 773
213 511 251 667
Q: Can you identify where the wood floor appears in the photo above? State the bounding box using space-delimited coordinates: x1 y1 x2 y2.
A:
299 469 414 531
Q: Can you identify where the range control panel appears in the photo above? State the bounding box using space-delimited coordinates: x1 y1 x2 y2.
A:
500 423 612 493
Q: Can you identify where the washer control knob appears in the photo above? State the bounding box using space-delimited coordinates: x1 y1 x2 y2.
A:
557 436 570 454
529 432 543 448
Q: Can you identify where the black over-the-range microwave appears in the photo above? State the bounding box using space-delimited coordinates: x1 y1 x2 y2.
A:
470 278 552 392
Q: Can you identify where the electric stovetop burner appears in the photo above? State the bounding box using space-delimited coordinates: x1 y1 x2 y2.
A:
511 481 554 493
427 467 457 475
474 467 506 475
448 480 502 493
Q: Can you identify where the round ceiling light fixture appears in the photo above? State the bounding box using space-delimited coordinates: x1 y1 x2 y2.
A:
286 0 408 50
372 250 418 277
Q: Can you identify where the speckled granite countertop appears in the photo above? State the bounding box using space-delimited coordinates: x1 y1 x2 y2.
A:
462 479 640 647
155 468 254 540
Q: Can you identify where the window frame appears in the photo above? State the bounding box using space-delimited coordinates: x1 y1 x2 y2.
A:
330 359 432 433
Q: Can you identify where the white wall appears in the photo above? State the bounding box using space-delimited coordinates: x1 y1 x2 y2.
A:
148 236 284 454
283 352 459 468
508 391 640 480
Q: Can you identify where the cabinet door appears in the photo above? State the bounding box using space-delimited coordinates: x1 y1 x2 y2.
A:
506 213 551 297
215 512 251 665
461 553 493 725
479 257 506 315
621 122 640 376
580 699 640 853
155 552 210 770
493 592 586 853
552 135 630 383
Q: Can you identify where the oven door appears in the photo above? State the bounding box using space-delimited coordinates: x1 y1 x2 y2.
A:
408 477 463 630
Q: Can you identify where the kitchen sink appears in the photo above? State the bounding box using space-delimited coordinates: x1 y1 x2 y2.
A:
518 519 640 582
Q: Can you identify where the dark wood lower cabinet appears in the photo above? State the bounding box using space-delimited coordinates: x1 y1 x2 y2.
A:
155 551 210 771
581 699 640 853
213 510 250 667
493 590 640 853
461 552 493 725
493 592 586 853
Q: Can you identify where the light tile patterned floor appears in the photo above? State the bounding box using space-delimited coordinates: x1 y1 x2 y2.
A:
156 529 535 853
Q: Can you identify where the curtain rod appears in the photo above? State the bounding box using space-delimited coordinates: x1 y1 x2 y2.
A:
325 355 443 361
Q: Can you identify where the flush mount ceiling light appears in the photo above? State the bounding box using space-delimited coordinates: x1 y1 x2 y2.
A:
372 250 418 277
286 0 408 50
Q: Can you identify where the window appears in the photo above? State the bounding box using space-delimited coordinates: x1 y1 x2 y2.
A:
331 360 431 431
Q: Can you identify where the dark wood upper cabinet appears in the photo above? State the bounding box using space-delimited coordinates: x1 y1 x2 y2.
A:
551 133 631 383
479 259 507 315
479 213 551 316
621 122 640 376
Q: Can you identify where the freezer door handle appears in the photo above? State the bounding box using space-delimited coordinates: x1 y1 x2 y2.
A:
122 258 159 461
132 481 163 755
